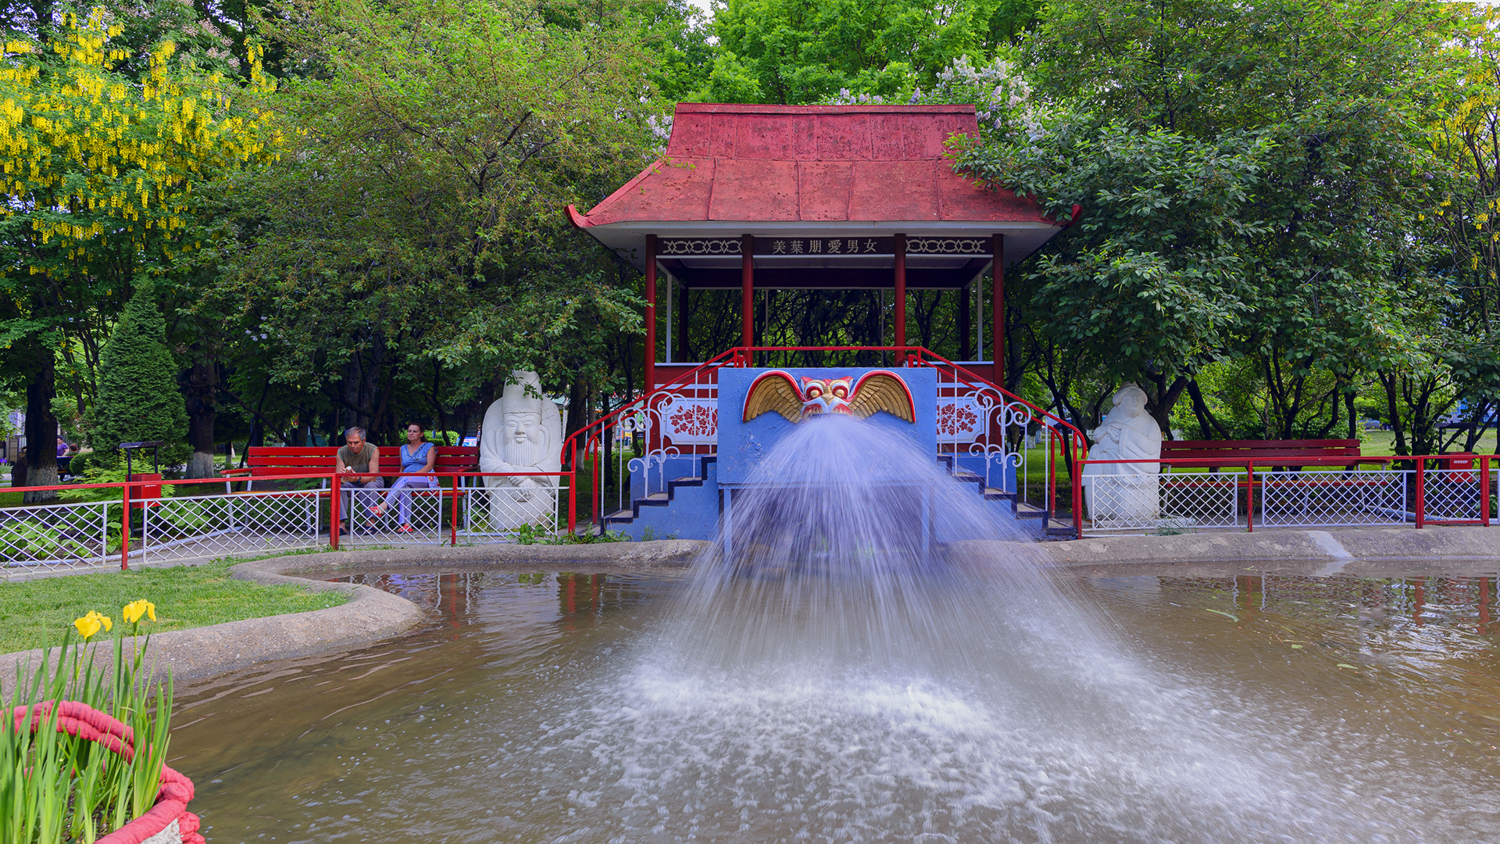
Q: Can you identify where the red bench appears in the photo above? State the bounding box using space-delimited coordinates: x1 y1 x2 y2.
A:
223 446 480 490
1159 439 1388 471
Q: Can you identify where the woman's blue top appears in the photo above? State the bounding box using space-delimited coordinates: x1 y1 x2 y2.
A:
400 442 434 473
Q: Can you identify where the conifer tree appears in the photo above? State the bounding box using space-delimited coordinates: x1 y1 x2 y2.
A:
88 289 189 467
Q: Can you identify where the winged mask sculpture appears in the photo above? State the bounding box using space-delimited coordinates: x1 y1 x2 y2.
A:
742 370 916 423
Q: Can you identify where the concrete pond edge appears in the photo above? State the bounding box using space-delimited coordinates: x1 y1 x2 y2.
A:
0 540 710 695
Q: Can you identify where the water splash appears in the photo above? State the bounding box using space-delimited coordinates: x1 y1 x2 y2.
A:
576 413 1423 842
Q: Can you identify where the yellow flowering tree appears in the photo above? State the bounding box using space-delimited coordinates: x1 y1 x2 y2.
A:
0 11 280 495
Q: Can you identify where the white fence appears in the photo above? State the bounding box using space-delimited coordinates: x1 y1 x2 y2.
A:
1 474 572 579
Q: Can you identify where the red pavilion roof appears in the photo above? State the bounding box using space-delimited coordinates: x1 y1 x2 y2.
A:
567 103 1073 277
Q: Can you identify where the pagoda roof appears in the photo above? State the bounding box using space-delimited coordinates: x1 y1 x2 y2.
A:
567 103 1075 282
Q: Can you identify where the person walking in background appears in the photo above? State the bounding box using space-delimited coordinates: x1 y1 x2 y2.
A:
372 422 437 533
10 448 26 488
336 427 382 526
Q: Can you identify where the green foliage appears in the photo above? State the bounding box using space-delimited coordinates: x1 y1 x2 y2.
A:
707 0 1040 103
957 122 1268 384
955 0 1477 446
205 0 663 440
512 520 629 544
0 521 92 563
87 290 188 465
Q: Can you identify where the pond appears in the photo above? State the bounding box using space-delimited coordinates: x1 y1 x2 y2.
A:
167 564 1500 843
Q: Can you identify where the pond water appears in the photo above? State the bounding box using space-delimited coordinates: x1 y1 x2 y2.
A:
169 565 1500 843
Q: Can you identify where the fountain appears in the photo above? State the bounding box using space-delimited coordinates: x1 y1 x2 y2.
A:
168 412 1500 842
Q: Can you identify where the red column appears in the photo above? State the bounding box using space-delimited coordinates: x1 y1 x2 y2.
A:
992 233 1005 382
741 234 754 364
894 233 907 353
645 234 657 390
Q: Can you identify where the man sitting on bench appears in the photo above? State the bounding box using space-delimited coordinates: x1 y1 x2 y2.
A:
336 427 383 526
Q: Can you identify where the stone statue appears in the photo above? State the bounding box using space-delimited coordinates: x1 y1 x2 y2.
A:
1081 384 1162 522
480 371 563 529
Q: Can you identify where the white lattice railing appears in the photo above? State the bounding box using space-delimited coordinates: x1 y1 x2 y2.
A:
1081 457 1500 533
0 500 112 575
1422 467 1494 523
138 490 324 563
1260 469 1407 528
1084 472 1244 532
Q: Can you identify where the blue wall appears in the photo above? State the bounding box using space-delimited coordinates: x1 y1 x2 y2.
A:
716 367 938 487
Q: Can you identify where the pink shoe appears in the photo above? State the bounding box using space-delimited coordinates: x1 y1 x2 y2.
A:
397 524 415 534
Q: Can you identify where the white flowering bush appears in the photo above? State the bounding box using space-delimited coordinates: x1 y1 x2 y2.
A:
828 55 1046 145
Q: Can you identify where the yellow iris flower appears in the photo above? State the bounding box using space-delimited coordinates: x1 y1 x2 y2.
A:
72 610 114 640
122 599 157 624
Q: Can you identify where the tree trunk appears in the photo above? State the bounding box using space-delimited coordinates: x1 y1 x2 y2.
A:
183 356 218 478
1148 377 1189 437
564 379 588 443
1186 379 1232 439
1381 372 1408 455
23 345 59 503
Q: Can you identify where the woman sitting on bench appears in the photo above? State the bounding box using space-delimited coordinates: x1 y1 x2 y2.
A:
372 422 438 532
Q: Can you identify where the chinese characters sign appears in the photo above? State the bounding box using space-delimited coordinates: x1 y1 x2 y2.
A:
655 237 992 257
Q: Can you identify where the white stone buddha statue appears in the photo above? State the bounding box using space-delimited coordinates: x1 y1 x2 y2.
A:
480 371 563 529
1082 384 1162 522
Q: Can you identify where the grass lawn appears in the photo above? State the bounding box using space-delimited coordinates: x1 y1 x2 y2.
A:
0 558 348 655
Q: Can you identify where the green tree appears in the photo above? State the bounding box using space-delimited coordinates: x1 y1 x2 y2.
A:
88 288 189 465
958 0 1466 447
0 12 277 497
209 0 664 441
956 122 1268 428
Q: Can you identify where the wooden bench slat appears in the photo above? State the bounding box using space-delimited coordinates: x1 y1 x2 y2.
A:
1164 439 1360 449
1153 437 1382 471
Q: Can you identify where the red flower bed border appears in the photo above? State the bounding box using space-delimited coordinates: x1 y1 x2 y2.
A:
10 700 202 844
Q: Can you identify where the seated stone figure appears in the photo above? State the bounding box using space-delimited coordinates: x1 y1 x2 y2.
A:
1082 384 1162 523
480 372 563 530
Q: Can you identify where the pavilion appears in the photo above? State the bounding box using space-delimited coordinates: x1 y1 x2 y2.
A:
563 103 1081 542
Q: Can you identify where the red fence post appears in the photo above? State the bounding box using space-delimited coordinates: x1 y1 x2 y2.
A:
1415 459 1425 529
568 441 578 536
1484 456 1492 528
1246 463 1255 533
120 481 131 570
1048 428 1057 518
450 473 459 546
1071 451 1084 539
330 474 341 550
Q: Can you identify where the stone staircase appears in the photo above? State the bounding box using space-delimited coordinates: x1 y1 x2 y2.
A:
599 454 1074 541
603 457 720 541
936 455 1075 539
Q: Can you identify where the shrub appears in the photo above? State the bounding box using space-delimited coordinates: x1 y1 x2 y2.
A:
87 290 188 468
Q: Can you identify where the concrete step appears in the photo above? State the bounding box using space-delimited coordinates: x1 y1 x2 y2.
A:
1014 502 1047 519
